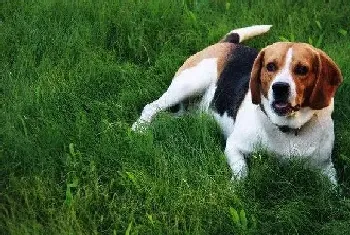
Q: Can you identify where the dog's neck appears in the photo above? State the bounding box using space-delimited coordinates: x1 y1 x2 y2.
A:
259 104 308 136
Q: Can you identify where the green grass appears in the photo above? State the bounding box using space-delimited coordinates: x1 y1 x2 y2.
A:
1 0 350 234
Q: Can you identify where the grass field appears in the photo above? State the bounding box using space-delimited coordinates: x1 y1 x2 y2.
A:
1 0 350 234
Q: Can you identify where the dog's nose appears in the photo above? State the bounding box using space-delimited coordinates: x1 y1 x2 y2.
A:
272 82 290 101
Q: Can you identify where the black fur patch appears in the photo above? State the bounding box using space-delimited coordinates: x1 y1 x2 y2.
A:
222 33 240 44
213 44 258 119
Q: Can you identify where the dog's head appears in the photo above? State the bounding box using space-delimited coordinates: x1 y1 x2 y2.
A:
250 42 342 128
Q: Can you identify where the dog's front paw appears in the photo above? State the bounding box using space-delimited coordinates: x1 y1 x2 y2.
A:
230 160 248 181
225 146 248 181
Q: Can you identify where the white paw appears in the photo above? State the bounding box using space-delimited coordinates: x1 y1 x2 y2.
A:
230 161 248 181
132 104 159 132
329 175 338 186
131 119 149 132
322 165 338 186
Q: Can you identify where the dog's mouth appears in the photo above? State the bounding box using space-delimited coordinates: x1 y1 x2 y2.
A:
272 101 300 116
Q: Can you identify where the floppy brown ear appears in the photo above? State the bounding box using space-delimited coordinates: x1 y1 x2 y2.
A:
250 50 265 104
309 49 343 110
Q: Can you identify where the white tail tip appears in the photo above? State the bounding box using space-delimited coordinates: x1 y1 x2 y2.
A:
228 25 272 42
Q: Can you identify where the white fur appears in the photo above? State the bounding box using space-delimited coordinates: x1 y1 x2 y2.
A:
213 112 235 138
200 82 217 112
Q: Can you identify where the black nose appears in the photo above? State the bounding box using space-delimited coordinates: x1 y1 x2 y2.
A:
272 82 290 101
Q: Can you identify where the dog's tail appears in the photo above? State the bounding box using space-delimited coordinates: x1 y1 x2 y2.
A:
220 25 272 43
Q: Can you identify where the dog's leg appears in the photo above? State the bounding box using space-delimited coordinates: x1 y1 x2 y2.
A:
132 58 217 131
321 162 338 186
224 144 248 180
223 97 259 180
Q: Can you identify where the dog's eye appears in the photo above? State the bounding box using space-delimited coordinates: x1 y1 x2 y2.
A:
266 62 277 72
294 65 308 76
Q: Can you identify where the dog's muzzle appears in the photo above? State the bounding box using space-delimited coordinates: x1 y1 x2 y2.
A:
271 82 292 116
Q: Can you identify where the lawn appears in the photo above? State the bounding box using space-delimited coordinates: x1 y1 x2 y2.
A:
1 0 350 234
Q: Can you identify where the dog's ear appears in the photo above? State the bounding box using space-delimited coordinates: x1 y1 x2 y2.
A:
309 49 343 110
250 50 265 104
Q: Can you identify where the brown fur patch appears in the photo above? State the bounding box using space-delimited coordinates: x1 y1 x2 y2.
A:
307 48 343 109
289 43 319 106
175 43 236 78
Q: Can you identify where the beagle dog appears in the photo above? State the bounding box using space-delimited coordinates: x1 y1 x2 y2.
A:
132 25 343 184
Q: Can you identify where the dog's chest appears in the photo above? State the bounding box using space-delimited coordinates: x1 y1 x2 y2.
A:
228 96 335 166
258 113 334 163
